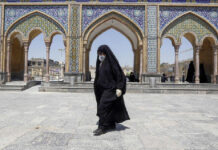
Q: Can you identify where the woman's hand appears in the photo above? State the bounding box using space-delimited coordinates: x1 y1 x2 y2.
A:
116 89 122 97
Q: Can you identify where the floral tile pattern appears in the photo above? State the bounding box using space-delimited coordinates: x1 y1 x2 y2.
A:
162 13 218 44
160 6 218 32
5 5 68 32
82 5 145 34
7 13 65 38
70 5 80 72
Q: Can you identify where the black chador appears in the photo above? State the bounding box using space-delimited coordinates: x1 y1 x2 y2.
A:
200 64 208 83
93 45 130 136
186 61 195 83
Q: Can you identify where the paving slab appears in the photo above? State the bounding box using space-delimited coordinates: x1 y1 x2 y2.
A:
0 86 218 150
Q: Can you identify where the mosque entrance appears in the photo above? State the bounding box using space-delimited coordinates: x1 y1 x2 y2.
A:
0 3 217 86
81 11 144 82
8 32 25 81
160 13 218 84
5 11 67 83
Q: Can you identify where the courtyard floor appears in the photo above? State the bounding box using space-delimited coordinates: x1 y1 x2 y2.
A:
0 86 218 150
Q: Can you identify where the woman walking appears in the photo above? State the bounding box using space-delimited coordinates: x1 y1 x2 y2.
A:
93 45 130 136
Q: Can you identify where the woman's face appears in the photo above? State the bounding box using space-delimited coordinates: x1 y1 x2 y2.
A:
98 52 106 62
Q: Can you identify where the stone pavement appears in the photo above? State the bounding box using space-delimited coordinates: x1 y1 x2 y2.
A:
1 86 218 150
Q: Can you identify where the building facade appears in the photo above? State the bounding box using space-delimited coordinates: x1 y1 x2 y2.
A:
0 0 217 84
28 58 64 81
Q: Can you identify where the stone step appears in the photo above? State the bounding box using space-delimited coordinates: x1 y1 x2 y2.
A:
39 86 93 92
40 81 218 88
38 86 218 94
0 86 25 91
38 81 218 94
74 82 218 89
0 81 41 91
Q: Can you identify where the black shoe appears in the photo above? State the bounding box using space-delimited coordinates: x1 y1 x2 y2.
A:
93 128 100 133
93 128 106 136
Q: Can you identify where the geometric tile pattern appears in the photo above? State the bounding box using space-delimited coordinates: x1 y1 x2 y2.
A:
5 5 68 32
0 6 1 70
83 11 143 40
7 13 65 38
162 13 218 44
0 6 1 35
2 3 217 75
2 0 217 2
160 6 218 31
82 5 145 34
147 6 158 73
69 5 80 72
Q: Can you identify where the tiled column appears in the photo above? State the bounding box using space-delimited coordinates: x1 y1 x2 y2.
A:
85 49 90 81
45 41 51 82
193 48 196 69
147 6 157 73
139 47 143 82
133 51 136 73
194 45 201 84
6 40 11 82
86 51 89 73
174 44 180 83
136 50 140 76
213 45 218 84
63 39 67 73
24 41 29 82
83 46 86 81
0 37 2 72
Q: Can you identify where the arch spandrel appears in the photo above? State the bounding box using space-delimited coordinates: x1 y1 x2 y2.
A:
4 6 68 32
161 12 218 45
82 5 145 34
6 11 66 40
159 7 218 32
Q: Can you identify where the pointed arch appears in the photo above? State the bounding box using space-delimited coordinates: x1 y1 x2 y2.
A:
161 12 218 45
200 34 218 46
27 27 46 44
5 10 67 39
8 31 25 81
161 11 218 36
87 22 135 51
7 30 25 41
81 10 143 82
48 30 66 44
83 10 143 50
161 34 177 47
180 31 198 47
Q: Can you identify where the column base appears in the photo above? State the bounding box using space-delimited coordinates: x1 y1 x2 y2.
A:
141 73 161 88
195 81 200 84
45 74 50 82
0 72 7 84
175 77 180 83
7 73 11 82
64 72 83 85
195 76 200 84
216 75 218 84
211 74 217 84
